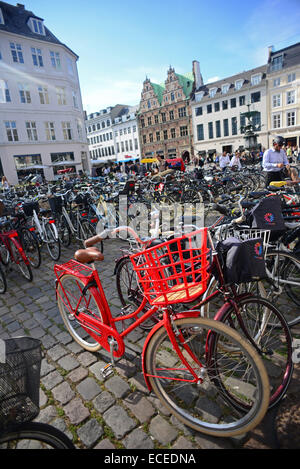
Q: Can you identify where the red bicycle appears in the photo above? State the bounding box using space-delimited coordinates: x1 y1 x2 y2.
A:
0 219 33 283
54 229 270 438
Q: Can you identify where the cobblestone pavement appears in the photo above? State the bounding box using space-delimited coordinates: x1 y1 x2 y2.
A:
0 238 299 450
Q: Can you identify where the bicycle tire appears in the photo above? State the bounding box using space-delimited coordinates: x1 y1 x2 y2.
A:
265 250 300 326
0 263 7 293
145 316 270 437
216 296 293 408
57 214 72 247
0 421 75 449
20 227 41 269
45 222 61 261
56 274 103 352
9 237 33 281
115 256 158 330
0 240 9 266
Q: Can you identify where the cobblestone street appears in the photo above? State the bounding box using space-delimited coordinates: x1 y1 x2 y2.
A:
0 238 299 450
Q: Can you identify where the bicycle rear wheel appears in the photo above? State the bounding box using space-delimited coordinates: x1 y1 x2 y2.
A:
0 421 75 449
20 227 41 269
56 274 103 352
0 264 7 293
145 316 269 437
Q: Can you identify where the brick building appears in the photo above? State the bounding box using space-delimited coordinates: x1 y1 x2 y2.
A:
137 65 196 162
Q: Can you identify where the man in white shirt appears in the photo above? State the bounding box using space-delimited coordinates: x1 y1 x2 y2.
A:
262 136 290 187
219 152 230 171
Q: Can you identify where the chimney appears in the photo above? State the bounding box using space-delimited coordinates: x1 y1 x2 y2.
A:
192 60 203 89
268 45 274 63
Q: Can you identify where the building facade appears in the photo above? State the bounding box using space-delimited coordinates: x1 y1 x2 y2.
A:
191 64 268 157
0 2 89 184
267 42 300 149
137 66 194 161
113 105 141 163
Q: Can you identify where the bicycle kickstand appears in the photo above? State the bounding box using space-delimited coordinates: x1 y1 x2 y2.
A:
100 337 117 379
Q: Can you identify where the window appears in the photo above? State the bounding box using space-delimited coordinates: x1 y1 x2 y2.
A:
147 116 152 125
161 112 166 123
0 8 4 24
239 95 245 106
15 154 41 171
170 128 176 139
178 107 186 117
154 115 159 124
18 84 31 103
129 140 133 151
209 88 217 98
50 51 61 69
231 117 237 135
10 42 24 63
5 121 18 141
286 90 296 105
222 100 228 110
287 111 296 127
235 79 243 90
207 104 212 113
163 130 168 140
271 55 283 71
26 121 38 141
272 94 281 107
230 98 236 108
208 122 213 139
133 125 136 132
67 58 74 76
215 120 221 138
180 126 188 137
288 72 296 83
156 131 160 141
272 113 281 129
45 122 56 140
140 118 145 128
252 112 261 130
29 18 45 35
222 84 230 94
223 119 229 137
197 124 204 141
195 91 204 101
134 138 138 150
0 80 11 103
169 110 174 120
56 87 66 105
251 74 261 86
147 100 151 109
195 107 203 116
251 91 261 103
273 77 281 87
171 92 175 101
214 102 220 112
149 133 153 143
31 47 43 67
240 114 246 129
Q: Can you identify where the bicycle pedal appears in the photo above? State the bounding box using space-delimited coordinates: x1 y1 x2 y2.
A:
101 363 114 378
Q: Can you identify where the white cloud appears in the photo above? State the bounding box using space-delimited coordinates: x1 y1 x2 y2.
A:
206 76 220 84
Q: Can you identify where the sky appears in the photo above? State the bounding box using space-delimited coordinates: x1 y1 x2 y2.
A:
17 0 300 114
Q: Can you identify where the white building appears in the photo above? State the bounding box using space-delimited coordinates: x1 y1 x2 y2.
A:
0 2 89 184
113 105 140 163
191 62 268 157
267 42 300 149
86 104 141 172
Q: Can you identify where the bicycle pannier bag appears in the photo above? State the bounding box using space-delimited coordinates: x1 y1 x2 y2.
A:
248 196 285 231
216 236 267 284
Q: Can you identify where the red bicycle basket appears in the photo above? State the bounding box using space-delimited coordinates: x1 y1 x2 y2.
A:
130 228 210 306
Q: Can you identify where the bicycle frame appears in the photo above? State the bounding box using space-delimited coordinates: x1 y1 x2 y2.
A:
32 210 58 242
0 230 29 265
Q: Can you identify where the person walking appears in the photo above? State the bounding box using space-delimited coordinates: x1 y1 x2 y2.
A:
262 136 290 187
219 151 230 171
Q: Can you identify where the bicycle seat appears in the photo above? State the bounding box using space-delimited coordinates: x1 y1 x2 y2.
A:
74 247 104 264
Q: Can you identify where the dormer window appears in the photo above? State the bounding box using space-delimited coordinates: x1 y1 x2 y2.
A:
28 17 45 35
209 87 217 98
235 79 243 90
195 91 204 102
271 55 283 72
0 8 4 25
251 73 262 86
222 84 230 94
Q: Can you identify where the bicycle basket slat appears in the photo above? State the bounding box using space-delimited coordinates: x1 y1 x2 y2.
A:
130 228 210 306
0 337 42 431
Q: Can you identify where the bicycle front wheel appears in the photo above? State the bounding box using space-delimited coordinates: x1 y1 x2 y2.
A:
45 222 61 261
0 421 75 449
10 238 33 281
145 317 269 437
20 227 41 269
56 274 103 352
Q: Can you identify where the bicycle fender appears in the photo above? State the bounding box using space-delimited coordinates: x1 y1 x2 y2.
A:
141 310 203 392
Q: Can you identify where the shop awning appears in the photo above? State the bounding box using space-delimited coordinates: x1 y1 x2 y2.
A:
118 157 140 163
50 161 81 167
141 158 158 163
21 164 50 170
